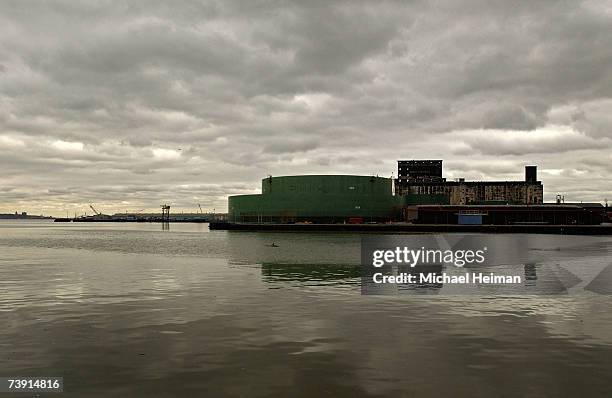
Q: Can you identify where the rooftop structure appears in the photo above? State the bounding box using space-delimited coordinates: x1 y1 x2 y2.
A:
397 160 444 182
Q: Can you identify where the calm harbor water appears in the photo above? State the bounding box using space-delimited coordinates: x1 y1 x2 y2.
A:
1 220 612 397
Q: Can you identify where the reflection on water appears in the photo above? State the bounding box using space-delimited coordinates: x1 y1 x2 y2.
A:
525 263 538 286
261 263 361 287
1 221 612 397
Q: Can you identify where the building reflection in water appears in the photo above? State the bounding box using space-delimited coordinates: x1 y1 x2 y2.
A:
524 263 538 287
227 232 610 295
261 263 361 286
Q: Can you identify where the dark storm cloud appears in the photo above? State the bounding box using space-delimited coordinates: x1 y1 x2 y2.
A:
1 0 611 215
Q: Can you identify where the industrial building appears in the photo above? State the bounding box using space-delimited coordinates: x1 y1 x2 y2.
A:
225 160 604 226
413 204 605 225
228 175 402 223
398 160 444 182
396 160 543 205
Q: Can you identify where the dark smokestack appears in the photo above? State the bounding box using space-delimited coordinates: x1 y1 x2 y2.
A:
525 166 537 183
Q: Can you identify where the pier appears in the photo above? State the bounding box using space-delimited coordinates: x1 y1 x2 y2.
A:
209 222 612 235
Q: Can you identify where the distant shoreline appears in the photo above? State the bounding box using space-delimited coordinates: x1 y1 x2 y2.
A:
0 215 53 220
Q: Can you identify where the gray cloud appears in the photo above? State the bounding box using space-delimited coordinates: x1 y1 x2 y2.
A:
263 138 319 154
1 0 612 215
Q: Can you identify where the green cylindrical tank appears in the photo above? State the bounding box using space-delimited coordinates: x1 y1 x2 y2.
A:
229 175 402 223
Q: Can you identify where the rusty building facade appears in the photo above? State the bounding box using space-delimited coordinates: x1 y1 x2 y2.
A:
395 160 543 205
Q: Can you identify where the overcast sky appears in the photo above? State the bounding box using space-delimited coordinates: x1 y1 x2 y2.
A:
1 0 611 216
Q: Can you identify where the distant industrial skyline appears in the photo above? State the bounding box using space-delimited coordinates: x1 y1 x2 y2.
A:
1 1 611 217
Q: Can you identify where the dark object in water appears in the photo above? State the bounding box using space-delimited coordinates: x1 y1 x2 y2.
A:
268 242 279 247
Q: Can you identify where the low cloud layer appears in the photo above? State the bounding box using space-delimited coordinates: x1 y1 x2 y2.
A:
1 0 611 216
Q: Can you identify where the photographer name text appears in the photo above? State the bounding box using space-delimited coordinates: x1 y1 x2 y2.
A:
372 272 521 284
